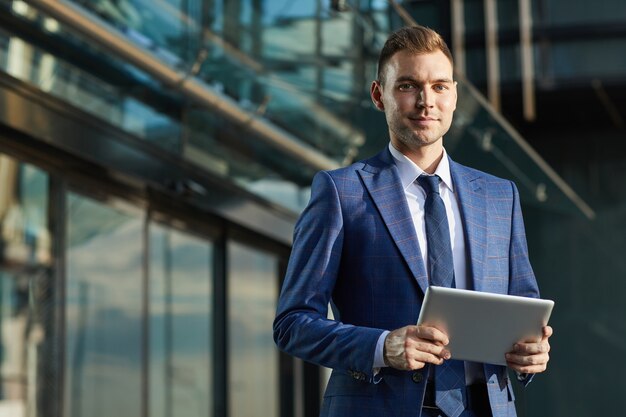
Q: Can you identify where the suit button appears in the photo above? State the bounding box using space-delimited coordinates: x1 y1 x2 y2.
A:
348 370 366 381
412 371 423 383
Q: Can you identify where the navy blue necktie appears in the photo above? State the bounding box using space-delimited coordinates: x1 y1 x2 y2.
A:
417 175 454 288
417 174 466 417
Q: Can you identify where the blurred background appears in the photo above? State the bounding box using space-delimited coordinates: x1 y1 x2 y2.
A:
0 0 623 416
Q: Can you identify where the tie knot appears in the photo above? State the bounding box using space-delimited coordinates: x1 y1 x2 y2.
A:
417 174 441 195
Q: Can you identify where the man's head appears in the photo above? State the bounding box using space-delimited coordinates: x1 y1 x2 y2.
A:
377 26 453 87
371 25 457 153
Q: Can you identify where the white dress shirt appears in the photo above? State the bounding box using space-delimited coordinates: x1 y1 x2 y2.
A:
387 143 468 291
373 142 483 384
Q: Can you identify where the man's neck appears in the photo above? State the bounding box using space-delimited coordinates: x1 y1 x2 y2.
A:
391 140 445 174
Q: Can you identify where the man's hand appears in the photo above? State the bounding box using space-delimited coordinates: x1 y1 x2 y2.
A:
506 325 553 374
384 325 451 370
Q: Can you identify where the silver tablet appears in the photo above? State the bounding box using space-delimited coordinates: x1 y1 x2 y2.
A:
417 286 554 366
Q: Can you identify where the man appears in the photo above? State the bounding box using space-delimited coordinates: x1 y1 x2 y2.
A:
273 25 552 417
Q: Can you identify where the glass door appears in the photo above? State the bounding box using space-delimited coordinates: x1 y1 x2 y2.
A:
148 222 213 417
227 240 279 417
64 194 144 417
64 192 216 417
0 155 52 417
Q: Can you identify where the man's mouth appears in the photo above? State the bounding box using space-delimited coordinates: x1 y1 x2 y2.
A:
409 116 438 125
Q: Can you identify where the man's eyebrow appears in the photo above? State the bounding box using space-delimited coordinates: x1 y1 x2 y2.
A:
394 76 454 84
395 76 419 84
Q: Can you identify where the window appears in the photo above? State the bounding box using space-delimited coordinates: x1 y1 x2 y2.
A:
228 241 278 417
0 156 51 417
149 223 213 417
65 194 143 417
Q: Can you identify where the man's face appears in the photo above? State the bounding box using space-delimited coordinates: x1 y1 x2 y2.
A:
371 50 457 150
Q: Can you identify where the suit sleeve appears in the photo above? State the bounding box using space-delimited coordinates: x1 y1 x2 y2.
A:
273 171 384 382
507 181 540 299
508 180 540 386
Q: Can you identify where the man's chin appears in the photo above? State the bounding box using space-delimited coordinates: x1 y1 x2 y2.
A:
400 135 442 148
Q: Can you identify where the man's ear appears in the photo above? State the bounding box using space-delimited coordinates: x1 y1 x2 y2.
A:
370 80 385 111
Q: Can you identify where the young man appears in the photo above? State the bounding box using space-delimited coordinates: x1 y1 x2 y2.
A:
274 25 551 417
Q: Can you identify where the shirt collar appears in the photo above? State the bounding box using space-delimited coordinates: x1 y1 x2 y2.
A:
388 142 454 192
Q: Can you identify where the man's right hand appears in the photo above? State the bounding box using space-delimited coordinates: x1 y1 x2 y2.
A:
384 325 451 370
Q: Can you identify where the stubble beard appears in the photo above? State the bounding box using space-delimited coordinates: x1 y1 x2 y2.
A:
388 118 443 150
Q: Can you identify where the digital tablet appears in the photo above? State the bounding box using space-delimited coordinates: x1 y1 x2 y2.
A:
417 286 554 366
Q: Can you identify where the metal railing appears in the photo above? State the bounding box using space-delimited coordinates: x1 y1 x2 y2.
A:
22 0 342 172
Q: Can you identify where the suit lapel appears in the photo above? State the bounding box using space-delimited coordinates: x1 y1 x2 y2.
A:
357 149 429 294
450 159 487 292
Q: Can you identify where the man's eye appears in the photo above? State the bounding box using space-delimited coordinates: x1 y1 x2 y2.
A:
398 84 415 91
434 84 448 92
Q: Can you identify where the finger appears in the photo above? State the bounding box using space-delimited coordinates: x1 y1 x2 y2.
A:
412 325 449 346
407 351 446 369
406 358 427 370
516 328 552 345
384 327 445 370
388 349 445 371
507 361 548 374
512 340 550 355
542 326 553 340
505 351 549 368
406 340 451 360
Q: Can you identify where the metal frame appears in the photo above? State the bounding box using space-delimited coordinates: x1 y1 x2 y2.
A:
213 233 228 417
0 124 296 417
0 70 298 243
48 173 67 417
141 210 150 417
22 0 341 173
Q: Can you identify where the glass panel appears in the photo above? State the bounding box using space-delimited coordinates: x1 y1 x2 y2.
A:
0 156 52 417
0 19 181 152
0 3 317 212
533 0 626 25
550 39 626 80
0 0 597 217
149 223 213 417
65 194 143 417
441 79 593 217
228 241 278 417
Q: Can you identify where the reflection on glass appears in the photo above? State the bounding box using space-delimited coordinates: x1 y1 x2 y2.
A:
433 78 592 218
65 194 142 417
149 224 213 417
228 241 278 417
0 24 181 152
0 155 50 417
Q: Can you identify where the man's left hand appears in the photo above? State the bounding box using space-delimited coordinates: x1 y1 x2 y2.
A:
505 325 552 374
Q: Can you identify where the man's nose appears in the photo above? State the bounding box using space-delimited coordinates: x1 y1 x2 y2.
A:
417 89 433 108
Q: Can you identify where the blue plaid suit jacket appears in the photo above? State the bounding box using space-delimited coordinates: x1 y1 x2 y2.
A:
274 148 540 417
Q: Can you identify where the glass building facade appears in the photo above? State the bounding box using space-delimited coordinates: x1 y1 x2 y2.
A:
0 0 623 416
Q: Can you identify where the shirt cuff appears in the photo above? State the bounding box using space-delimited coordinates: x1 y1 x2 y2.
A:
373 330 390 369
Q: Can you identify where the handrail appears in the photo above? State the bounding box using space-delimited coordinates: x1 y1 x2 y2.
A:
22 0 342 171
388 0 595 220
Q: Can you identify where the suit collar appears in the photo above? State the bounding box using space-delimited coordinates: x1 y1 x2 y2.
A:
360 149 489 294
359 148 430 294
449 160 488 292
387 143 455 193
